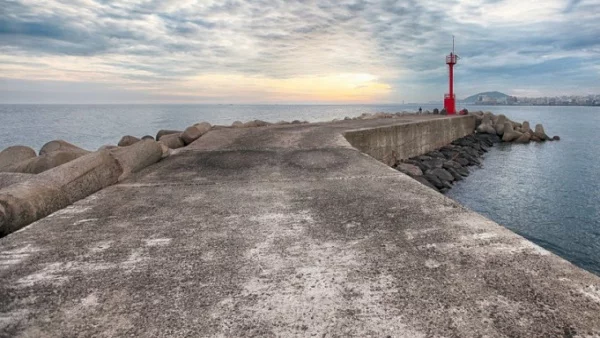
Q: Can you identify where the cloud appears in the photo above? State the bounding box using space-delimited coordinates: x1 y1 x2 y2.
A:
1 0 599 103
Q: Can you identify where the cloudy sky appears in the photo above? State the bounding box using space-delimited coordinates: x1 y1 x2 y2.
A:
1 0 598 104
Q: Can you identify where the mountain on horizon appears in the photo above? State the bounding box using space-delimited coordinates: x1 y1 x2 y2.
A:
461 91 510 103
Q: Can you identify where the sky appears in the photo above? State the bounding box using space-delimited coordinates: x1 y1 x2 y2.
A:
0 0 599 104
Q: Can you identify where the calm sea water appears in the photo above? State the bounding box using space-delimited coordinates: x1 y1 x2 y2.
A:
0 104 428 151
0 104 598 276
447 106 600 276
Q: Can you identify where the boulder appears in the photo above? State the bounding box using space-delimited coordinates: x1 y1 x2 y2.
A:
232 121 244 128
0 140 163 236
141 135 154 141
424 173 445 189
502 122 523 142
118 135 141 147
447 168 463 181
455 167 469 177
108 140 163 180
552 135 560 141
156 130 182 141
243 120 272 128
413 176 438 191
39 140 89 157
1 151 84 174
427 150 445 159
181 122 211 145
476 114 496 134
0 172 35 190
157 142 171 159
440 109 447 115
443 160 462 170
0 146 37 170
433 108 439 114
158 133 185 149
514 133 531 144
98 145 118 151
291 120 302 124
395 163 423 177
461 153 481 166
422 158 445 170
455 158 469 166
427 168 455 182
416 155 432 161
494 114 507 135
520 121 531 134
533 124 550 141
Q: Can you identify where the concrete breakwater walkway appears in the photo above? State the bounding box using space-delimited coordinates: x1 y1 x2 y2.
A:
1 115 600 337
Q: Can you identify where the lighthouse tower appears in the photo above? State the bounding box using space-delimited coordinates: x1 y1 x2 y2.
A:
444 37 459 115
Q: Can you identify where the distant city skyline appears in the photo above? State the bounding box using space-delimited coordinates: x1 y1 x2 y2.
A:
1 0 599 104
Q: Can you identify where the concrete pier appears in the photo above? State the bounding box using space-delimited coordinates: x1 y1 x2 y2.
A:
1 115 599 337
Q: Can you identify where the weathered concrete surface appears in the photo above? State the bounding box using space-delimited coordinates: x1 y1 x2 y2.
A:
344 115 476 165
1 116 600 337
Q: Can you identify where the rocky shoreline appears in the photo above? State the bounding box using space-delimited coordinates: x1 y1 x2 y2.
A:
393 111 559 194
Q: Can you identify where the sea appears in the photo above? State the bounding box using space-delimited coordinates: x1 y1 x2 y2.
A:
0 104 599 276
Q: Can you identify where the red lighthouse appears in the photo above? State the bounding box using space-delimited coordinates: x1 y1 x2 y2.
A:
444 37 459 115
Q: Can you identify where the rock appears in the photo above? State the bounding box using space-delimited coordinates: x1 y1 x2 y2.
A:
395 163 423 177
460 146 479 158
533 124 550 141
291 120 302 124
416 155 433 162
494 114 507 135
433 108 439 114
243 120 272 128
455 158 470 166
502 122 523 142
158 133 185 149
461 153 481 166
530 135 542 142
344 116 351 120
413 176 438 192
422 158 445 170
97 145 118 151
474 114 483 128
141 135 154 141
0 140 163 236
476 114 496 134
181 122 211 145
157 142 171 159
440 109 447 115
156 130 182 141
0 172 35 189
118 135 141 147
520 121 531 134
1 151 84 174
514 133 531 143
0 146 37 170
443 160 462 170
404 159 428 173
39 140 89 156
447 168 463 181
427 150 445 159
424 173 445 189
455 167 469 177
232 121 244 128
194 121 212 130
552 135 560 141
427 168 454 182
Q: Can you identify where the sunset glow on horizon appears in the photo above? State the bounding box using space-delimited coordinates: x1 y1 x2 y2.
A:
1 0 598 103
